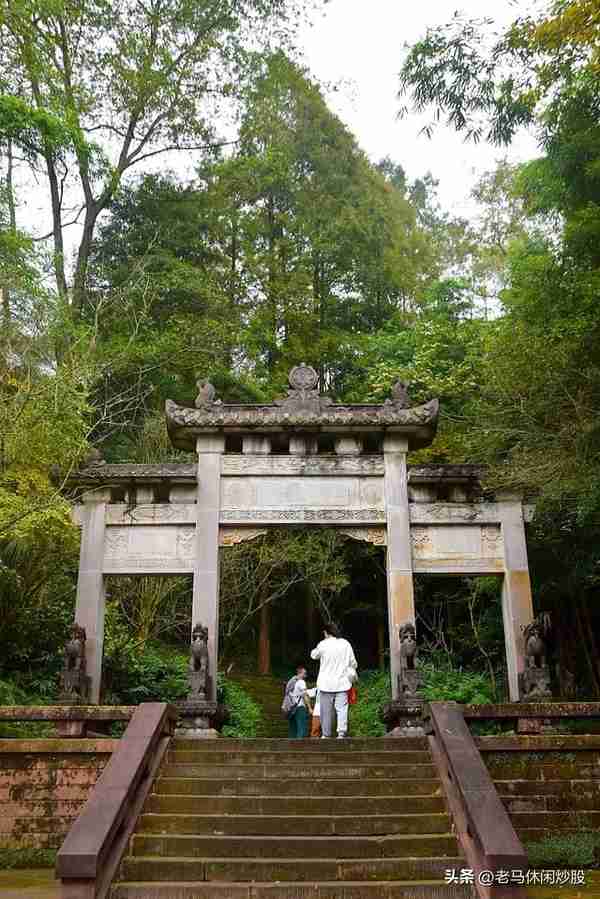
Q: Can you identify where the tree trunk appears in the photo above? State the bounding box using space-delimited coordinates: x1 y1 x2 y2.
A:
306 589 316 648
1 141 14 337
377 617 386 670
258 602 271 676
72 204 100 318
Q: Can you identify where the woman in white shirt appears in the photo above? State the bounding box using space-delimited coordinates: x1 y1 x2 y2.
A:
310 622 357 739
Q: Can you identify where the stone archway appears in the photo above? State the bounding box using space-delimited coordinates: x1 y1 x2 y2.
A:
70 365 534 703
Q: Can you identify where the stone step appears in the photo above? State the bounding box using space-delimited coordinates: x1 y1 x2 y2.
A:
137 812 451 836
495 778 600 797
160 763 437 781
510 809 600 830
131 834 459 860
145 794 447 816
172 738 429 752
120 855 464 884
166 751 431 766
155 777 442 797
486 761 600 780
112 881 472 899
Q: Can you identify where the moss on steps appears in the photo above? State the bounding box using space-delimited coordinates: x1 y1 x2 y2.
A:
229 674 288 737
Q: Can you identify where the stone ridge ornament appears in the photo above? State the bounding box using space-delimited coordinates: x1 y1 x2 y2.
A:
388 381 410 409
288 363 319 392
195 380 218 408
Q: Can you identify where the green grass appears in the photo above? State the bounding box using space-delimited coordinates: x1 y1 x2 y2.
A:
526 832 600 868
219 675 263 738
0 847 57 870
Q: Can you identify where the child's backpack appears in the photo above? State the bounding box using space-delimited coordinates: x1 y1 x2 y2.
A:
281 675 299 719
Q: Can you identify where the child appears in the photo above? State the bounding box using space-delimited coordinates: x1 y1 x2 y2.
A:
306 686 321 737
287 665 309 739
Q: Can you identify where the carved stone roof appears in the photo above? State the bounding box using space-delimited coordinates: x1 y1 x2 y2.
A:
69 462 480 486
166 365 439 451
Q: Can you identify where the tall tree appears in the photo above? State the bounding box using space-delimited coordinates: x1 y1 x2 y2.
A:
0 0 312 321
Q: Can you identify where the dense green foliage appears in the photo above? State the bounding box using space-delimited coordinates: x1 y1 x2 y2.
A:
2 0 600 712
351 664 496 738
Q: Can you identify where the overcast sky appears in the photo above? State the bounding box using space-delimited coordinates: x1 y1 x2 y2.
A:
17 0 540 246
297 0 539 217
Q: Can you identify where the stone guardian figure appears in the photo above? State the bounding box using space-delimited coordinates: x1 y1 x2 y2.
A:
59 623 90 704
397 622 423 701
519 619 552 700
189 623 210 701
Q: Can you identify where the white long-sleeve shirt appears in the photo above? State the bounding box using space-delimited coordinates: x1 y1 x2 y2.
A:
311 637 358 692
290 677 307 708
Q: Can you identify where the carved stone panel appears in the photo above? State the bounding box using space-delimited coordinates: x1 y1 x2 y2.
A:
339 527 387 546
105 503 197 525
220 508 386 524
409 523 504 574
219 528 269 546
409 503 490 524
220 476 382 513
103 525 195 573
221 456 385 477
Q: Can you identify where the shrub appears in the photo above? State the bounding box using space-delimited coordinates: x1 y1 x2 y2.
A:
0 847 57 870
219 676 262 738
526 832 600 868
350 662 497 737
351 670 390 737
421 661 496 705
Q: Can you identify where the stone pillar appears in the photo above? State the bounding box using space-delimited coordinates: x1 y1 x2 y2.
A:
499 493 534 702
242 435 271 455
194 435 225 701
74 489 110 704
384 435 414 699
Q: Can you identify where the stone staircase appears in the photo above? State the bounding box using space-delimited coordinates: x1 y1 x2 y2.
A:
111 737 472 898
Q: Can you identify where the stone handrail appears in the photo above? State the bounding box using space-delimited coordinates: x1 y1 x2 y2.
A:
428 701 527 899
0 705 134 720
56 702 177 899
463 701 600 719
0 705 136 738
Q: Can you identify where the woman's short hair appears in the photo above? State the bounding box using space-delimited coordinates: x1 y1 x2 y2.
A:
324 621 340 638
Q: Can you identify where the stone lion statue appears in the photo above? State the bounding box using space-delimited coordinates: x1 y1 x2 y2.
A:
189 623 209 699
64 623 87 672
524 620 547 669
399 622 417 671
59 623 89 702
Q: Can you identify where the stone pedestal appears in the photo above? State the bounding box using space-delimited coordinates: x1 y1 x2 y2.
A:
519 665 552 702
175 700 227 738
382 699 427 737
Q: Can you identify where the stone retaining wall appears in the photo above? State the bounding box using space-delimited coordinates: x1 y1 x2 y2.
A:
0 739 118 849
